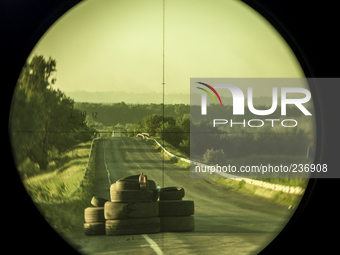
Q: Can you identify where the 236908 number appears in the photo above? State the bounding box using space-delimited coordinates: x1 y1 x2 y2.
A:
291 164 327 172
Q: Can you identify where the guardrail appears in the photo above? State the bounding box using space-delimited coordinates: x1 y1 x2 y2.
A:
141 135 305 195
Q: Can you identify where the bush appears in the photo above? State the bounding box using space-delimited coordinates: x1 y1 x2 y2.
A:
179 138 190 156
159 123 185 149
203 128 311 159
203 148 227 165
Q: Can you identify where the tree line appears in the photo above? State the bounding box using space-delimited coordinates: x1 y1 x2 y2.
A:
124 114 311 163
74 100 313 129
190 103 314 123
123 113 311 163
9 56 95 171
74 102 189 127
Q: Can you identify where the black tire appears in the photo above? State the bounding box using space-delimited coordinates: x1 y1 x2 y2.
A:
158 200 194 216
84 222 106 235
84 207 105 223
152 189 158 202
113 179 156 191
114 179 141 190
91 196 108 207
159 187 185 200
160 216 194 232
148 180 156 190
118 175 148 181
104 201 159 220
110 189 154 202
106 217 160 235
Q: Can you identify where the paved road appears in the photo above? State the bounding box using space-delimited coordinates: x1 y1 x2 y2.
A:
64 137 296 255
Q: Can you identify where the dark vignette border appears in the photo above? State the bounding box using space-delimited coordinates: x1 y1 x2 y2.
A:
241 1 339 254
3 0 339 254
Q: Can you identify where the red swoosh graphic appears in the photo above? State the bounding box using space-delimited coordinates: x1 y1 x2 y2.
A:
197 82 223 106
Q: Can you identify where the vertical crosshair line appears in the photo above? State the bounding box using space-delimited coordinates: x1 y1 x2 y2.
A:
162 0 165 189
162 1 165 250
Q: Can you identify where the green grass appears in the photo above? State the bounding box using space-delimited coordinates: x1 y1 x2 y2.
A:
24 141 92 200
146 137 308 189
212 178 304 206
222 154 310 188
146 137 190 170
147 136 188 158
146 136 308 206
22 140 98 234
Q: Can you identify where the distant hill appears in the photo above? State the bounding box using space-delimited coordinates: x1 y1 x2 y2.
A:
65 90 276 106
65 90 315 109
64 91 190 104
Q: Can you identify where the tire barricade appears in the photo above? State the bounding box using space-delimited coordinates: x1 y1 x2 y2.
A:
84 207 106 235
84 175 194 235
158 187 195 232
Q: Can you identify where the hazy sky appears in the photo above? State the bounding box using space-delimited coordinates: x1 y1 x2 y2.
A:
28 0 305 98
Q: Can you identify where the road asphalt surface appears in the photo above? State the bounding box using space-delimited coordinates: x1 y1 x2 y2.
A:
63 137 297 255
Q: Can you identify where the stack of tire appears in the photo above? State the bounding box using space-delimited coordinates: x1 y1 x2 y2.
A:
83 196 109 235
105 175 160 235
158 187 195 232
84 175 195 235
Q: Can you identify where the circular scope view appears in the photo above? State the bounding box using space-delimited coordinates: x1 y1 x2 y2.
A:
9 0 316 254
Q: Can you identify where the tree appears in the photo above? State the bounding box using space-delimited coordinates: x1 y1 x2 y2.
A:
176 116 190 133
141 114 163 135
10 56 56 170
203 148 226 165
164 116 176 126
9 55 93 171
179 138 190 156
159 123 185 149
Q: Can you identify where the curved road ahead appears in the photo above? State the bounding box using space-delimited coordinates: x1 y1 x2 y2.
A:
65 137 296 255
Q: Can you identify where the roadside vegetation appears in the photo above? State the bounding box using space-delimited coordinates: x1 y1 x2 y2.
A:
9 55 96 172
146 136 190 169
23 141 92 201
145 136 306 206
146 137 307 206
133 112 313 207
131 113 311 189
9 55 98 234
22 140 98 234
212 178 305 206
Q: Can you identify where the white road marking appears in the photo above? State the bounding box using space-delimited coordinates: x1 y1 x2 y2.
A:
121 138 162 185
102 139 112 186
139 139 159 161
142 234 164 255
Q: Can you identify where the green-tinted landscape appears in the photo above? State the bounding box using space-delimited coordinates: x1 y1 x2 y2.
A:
11 56 315 185
8 54 316 235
